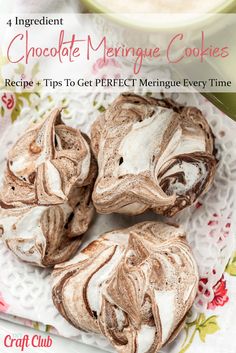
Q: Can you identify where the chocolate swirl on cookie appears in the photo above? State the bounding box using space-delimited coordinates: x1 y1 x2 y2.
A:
91 93 216 216
0 109 97 266
52 221 198 353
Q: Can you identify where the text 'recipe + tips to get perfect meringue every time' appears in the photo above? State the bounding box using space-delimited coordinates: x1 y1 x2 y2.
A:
0 108 97 267
91 93 217 216
52 221 199 353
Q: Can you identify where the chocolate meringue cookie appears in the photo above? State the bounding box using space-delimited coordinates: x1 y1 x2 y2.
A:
0 109 97 267
52 221 198 353
91 93 217 216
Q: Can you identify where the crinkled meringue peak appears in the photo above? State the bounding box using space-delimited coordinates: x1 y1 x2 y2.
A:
91 93 217 216
0 109 97 267
52 221 198 353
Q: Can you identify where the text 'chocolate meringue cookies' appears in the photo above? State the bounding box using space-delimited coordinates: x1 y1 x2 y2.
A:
52 221 198 353
91 93 217 216
0 109 97 267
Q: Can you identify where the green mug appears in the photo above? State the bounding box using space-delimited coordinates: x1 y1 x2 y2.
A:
81 0 236 15
81 0 236 121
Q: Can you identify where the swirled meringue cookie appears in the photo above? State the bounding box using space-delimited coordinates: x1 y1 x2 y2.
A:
91 93 217 216
52 221 198 353
0 109 97 267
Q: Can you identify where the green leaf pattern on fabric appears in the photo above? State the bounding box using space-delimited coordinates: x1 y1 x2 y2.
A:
11 92 40 122
179 313 220 353
32 321 52 333
1 62 41 122
226 251 236 276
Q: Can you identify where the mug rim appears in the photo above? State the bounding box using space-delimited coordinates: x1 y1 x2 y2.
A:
81 0 236 30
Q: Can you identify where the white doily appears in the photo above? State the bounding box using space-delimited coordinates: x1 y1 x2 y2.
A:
0 90 235 352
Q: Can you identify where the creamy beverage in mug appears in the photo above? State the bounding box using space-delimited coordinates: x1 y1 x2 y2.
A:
83 0 236 121
93 0 228 13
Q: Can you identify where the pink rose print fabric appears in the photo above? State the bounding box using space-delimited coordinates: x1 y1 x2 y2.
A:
0 292 9 313
199 275 229 310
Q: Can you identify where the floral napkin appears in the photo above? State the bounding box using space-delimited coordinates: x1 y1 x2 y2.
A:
1 25 236 350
